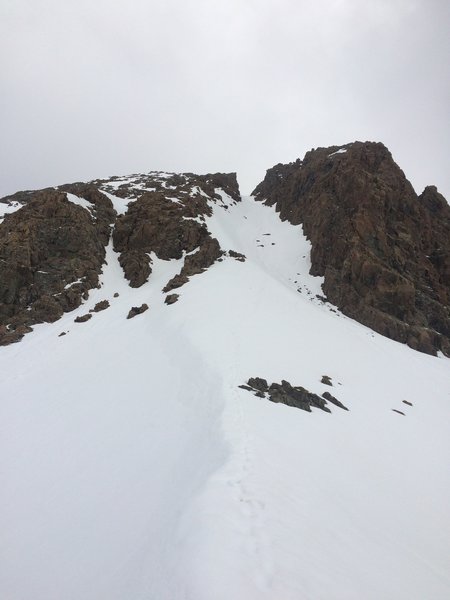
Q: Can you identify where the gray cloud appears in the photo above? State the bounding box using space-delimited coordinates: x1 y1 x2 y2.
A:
1 0 449 198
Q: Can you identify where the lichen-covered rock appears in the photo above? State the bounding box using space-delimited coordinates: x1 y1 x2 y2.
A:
253 142 450 356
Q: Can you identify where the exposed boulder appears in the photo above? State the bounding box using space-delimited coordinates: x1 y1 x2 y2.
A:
253 141 450 356
91 300 110 312
322 391 348 410
164 294 179 305
74 313 92 323
247 377 269 392
127 303 149 319
228 250 246 262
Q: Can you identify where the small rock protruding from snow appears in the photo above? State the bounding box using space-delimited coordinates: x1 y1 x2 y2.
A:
126 304 149 319
165 294 179 305
90 300 110 313
74 313 92 323
321 375 333 386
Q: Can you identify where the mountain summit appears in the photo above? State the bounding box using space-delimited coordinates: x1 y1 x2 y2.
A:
1 144 450 600
254 141 450 355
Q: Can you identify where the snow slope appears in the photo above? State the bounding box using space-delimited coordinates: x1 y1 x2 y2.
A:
1 194 449 600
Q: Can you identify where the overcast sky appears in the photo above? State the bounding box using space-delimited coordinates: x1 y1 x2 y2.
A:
1 0 449 199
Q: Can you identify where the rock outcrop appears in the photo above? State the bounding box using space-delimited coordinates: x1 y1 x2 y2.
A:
253 142 450 356
112 172 238 289
2 148 448 356
0 188 115 345
163 237 223 292
127 304 149 319
0 171 239 345
240 378 348 413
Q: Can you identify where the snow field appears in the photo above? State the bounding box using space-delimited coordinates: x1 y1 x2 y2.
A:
1 194 449 599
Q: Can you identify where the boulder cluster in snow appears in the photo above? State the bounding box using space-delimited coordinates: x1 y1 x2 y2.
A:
240 377 348 413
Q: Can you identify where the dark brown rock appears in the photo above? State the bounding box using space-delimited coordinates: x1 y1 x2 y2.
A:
112 172 239 289
74 313 92 323
0 324 33 345
247 377 269 392
241 377 349 414
58 183 116 246
164 294 179 305
118 250 152 288
127 303 149 319
321 375 333 386
163 238 223 292
91 300 110 312
0 171 240 345
163 274 189 293
392 409 405 416
113 194 201 260
228 250 246 262
253 142 450 356
0 189 114 344
402 400 413 406
322 391 349 410
183 237 223 275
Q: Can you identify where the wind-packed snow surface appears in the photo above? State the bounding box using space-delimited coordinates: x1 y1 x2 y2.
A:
1 191 450 600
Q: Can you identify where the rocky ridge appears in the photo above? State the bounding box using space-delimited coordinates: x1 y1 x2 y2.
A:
0 171 240 344
1 144 449 356
0 186 115 344
253 142 450 356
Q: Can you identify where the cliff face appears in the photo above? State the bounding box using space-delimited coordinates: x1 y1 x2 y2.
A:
0 186 115 344
253 142 450 356
0 171 240 345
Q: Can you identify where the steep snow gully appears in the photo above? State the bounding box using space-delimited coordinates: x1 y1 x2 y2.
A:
1 194 450 600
